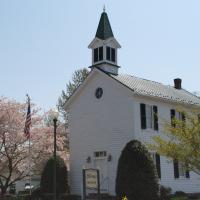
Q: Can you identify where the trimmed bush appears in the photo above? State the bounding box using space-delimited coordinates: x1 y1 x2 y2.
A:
17 191 30 200
59 194 81 200
31 186 41 200
40 156 69 197
160 185 172 200
0 194 16 200
188 193 200 199
115 140 159 200
174 191 187 197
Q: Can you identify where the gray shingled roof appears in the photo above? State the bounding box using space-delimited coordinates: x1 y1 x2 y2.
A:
111 74 200 106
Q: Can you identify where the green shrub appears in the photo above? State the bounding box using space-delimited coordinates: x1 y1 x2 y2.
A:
40 156 69 197
1 194 16 200
115 140 159 200
17 193 30 200
59 194 81 200
31 186 41 200
170 197 188 200
174 191 187 197
40 193 53 200
160 185 172 200
17 190 30 200
18 190 29 195
188 193 200 199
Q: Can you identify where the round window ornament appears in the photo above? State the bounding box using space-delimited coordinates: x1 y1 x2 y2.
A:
95 88 103 99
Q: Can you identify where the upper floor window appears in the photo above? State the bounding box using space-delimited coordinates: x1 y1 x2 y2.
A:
170 109 185 127
140 103 158 130
106 46 115 62
94 46 103 63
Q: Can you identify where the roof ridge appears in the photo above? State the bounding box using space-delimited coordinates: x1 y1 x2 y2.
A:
181 88 200 98
118 73 170 86
110 73 200 106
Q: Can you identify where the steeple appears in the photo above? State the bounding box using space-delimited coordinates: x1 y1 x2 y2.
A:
88 9 121 75
95 10 114 40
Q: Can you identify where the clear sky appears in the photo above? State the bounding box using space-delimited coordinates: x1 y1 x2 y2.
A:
1 0 200 111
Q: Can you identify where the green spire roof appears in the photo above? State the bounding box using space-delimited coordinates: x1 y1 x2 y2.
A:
95 11 114 40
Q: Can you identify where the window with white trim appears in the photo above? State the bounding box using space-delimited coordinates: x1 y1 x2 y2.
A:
173 160 190 179
94 151 107 158
151 153 161 178
146 105 153 128
170 109 185 127
94 46 103 63
179 163 186 177
106 46 115 62
140 103 158 130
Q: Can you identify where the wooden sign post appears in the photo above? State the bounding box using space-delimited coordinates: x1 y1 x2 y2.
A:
83 168 100 200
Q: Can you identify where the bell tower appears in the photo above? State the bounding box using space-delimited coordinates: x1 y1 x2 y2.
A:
88 8 121 75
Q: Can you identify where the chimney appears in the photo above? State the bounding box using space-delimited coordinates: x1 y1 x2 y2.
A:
174 78 182 89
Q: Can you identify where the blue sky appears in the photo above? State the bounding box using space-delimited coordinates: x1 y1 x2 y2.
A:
1 0 200 111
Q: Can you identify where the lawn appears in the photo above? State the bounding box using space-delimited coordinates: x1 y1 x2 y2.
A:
171 197 200 200
171 197 188 200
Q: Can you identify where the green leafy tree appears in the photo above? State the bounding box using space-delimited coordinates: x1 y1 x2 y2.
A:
40 156 69 196
116 140 159 200
151 108 200 175
57 68 89 125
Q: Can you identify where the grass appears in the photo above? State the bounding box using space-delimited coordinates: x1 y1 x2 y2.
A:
171 198 200 200
171 197 188 200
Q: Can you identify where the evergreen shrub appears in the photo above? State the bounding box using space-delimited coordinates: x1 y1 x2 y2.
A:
40 156 69 198
174 191 187 197
115 140 159 200
160 185 172 200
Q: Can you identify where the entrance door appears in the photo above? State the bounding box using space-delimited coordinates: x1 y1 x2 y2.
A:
94 159 108 193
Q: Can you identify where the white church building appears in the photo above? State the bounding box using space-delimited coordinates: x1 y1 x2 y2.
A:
65 10 200 196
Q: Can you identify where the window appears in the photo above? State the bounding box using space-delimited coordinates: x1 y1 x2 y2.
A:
106 46 116 62
179 164 186 177
93 46 103 63
140 104 158 130
170 109 185 127
99 47 103 61
94 151 107 158
151 153 161 178
94 48 98 62
111 48 115 62
173 160 190 179
95 87 103 99
106 47 111 60
146 105 153 128
170 109 176 127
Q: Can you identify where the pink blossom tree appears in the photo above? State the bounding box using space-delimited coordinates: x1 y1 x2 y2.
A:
0 97 68 196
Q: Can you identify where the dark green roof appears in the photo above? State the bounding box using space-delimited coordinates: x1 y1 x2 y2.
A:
95 11 114 40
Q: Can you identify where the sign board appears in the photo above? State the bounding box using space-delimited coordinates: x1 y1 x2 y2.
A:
83 168 100 200
85 169 98 189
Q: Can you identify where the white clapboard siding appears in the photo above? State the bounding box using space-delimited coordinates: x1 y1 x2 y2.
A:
68 69 200 195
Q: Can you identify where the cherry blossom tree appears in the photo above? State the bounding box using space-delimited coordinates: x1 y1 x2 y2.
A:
0 97 68 196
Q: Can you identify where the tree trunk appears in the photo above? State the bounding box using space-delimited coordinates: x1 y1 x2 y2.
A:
0 186 7 197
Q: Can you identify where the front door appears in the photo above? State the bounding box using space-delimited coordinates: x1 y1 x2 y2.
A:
94 158 108 193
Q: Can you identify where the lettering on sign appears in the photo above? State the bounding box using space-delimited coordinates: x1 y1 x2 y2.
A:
85 169 98 189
